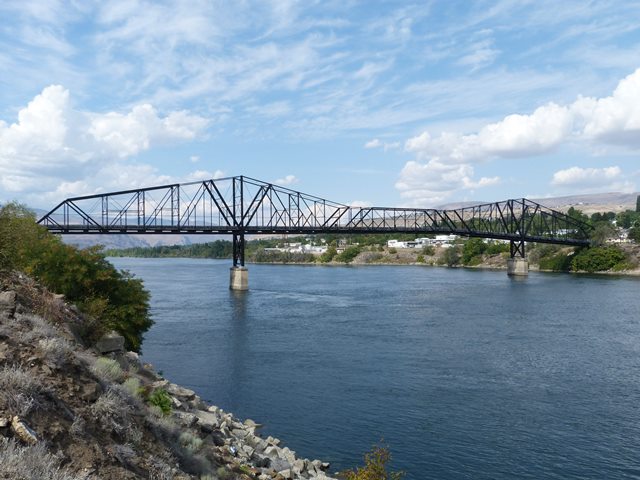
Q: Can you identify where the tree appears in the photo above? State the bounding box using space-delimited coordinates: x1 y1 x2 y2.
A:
571 246 627 272
589 222 616 246
462 238 487 265
441 245 461 267
567 206 590 225
628 226 640 243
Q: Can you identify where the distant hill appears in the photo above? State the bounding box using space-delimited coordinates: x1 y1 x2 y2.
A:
439 192 639 215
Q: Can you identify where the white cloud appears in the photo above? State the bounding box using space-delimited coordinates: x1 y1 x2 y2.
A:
551 166 634 192
349 200 372 208
399 68 640 204
183 169 225 183
273 174 299 186
0 85 209 203
365 138 382 149
364 138 400 151
190 155 200 163
395 160 500 206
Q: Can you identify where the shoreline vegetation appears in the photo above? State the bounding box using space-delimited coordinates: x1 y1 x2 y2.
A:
105 237 640 277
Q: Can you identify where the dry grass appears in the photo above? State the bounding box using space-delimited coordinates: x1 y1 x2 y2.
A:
36 337 72 368
0 438 81 480
89 390 131 436
15 313 58 343
0 364 42 416
91 357 124 384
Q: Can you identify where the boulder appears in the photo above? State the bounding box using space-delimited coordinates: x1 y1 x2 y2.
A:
95 331 125 354
231 428 248 439
280 447 297 465
195 410 220 432
166 383 196 400
244 418 263 429
173 411 198 427
277 469 293 480
292 459 305 476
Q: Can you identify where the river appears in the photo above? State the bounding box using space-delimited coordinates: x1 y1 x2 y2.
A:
108 258 640 479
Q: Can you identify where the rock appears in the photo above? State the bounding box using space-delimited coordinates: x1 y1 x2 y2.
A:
232 428 248 439
241 445 255 457
11 416 38 445
151 379 169 390
95 331 125 354
280 447 296 465
194 410 219 432
263 445 280 459
250 453 271 468
277 469 293 479
173 411 198 427
166 383 196 400
267 435 281 446
292 459 305 475
0 291 16 318
210 431 226 446
244 418 263 429
171 396 183 410
0 417 9 428
80 382 102 402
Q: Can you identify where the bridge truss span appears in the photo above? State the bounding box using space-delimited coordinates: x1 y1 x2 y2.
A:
38 175 592 268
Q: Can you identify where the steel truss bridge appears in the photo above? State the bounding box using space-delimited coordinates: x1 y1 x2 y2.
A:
38 175 592 268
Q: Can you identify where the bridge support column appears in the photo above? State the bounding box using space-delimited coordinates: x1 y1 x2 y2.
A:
507 257 529 276
230 233 248 290
507 240 529 276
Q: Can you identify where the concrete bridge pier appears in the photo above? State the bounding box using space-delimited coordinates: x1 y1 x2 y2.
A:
507 239 529 276
230 233 248 290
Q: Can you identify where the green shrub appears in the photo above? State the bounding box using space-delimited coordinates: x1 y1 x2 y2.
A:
335 246 361 263
538 252 572 272
462 238 487 265
485 242 509 255
388 247 397 254
342 444 404 480
319 246 337 263
438 246 461 267
416 255 425 264
148 388 172 416
571 246 628 272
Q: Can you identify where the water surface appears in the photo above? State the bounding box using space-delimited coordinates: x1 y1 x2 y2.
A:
109 258 640 479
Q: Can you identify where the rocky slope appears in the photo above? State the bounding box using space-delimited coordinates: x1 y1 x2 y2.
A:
0 271 335 480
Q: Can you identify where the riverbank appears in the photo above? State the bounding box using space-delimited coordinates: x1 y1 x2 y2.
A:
213 242 640 277
0 271 336 479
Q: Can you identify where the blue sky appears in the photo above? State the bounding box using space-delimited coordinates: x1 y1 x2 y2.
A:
1 0 640 209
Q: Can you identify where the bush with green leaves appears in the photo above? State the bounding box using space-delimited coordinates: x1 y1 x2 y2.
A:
148 388 173 416
335 245 361 263
571 246 629 272
0 203 151 351
462 238 487 265
342 444 404 480
318 246 337 263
